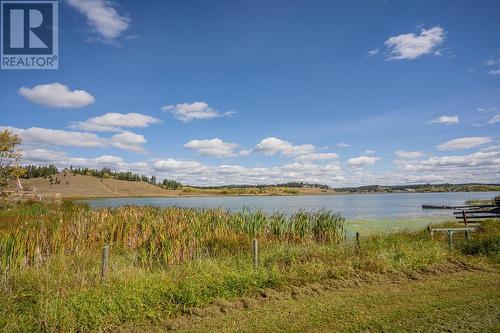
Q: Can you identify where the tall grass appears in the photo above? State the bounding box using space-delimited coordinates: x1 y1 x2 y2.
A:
0 203 345 270
1 202 497 332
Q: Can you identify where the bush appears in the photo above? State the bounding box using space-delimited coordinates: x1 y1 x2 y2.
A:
459 235 500 262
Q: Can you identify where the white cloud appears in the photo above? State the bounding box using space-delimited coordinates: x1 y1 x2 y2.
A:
394 150 424 159
1 126 106 148
18 83 95 109
488 114 500 124
385 26 445 60
364 150 376 155
347 155 380 168
152 159 344 185
437 137 492 150
484 58 500 66
22 148 67 162
429 115 459 125
1 126 148 153
294 153 338 162
153 159 203 171
70 112 161 132
366 48 379 57
162 102 235 122
238 149 252 156
489 69 500 75
110 131 146 152
94 155 124 165
184 138 239 158
67 0 130 40
253 137 315 157
337 142 351 148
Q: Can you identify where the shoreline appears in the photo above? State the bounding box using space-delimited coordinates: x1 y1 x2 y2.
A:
66 189 500 201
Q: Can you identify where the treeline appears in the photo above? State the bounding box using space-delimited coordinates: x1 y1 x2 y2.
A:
23 165 59 179
336 183 500 193
72 168 182 189
192 182 330 190
20 165 183 190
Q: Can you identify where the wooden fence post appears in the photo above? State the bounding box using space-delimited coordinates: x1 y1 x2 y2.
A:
101 245 109 281
355 232 360 253
252 239 258 270
465 229 470 241
446 231 454 248
427 226 434 239
462 211 468 227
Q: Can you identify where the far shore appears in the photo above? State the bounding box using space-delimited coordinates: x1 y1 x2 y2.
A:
8 173 499 201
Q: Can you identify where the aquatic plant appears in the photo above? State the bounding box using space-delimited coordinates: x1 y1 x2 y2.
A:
0 203 345 270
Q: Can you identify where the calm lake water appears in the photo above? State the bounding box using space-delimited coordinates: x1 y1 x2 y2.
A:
80 191 499 234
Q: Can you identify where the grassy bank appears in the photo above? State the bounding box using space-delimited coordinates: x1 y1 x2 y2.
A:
153 270 500 333
0 202 499 332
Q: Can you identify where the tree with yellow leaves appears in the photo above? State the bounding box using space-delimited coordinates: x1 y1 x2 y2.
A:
0 130 25 191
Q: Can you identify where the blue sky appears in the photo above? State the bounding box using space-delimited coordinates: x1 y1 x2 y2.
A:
1 0 500 186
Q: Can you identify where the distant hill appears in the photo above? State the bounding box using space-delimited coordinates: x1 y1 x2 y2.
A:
335 183 500 193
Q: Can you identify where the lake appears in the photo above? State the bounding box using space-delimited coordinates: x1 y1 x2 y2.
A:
80 191 499 234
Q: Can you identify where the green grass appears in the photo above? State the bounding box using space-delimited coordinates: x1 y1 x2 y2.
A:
0 202 499 332
157 270 500 333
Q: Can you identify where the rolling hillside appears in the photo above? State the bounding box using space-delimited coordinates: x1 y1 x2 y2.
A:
9 174 181 199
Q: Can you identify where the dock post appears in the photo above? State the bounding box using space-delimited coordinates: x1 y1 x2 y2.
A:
101 245 109 281
253 239 258 270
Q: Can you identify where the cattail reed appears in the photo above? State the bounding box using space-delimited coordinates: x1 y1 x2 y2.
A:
0 203 345 270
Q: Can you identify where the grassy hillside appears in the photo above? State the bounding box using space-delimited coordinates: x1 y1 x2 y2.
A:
10 174 181 199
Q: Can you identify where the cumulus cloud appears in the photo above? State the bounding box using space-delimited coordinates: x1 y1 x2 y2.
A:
153 159 203 171
347 155 380 168
21 149 135 171
18 83 95 108
394 150 424 159
429 115 459 125
110 131 146 152
184 138 239 158
162 102 235 122
294 153 338 162
253 137 315 157
67 0 130 40
22 148 67 162
437 137 492 150
385 26 445 60
152 159 344 186
94 155 124 165
337 143 351 148
1 126 106 148
70 112 161 132
490 69 500 75
1 125 148 152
